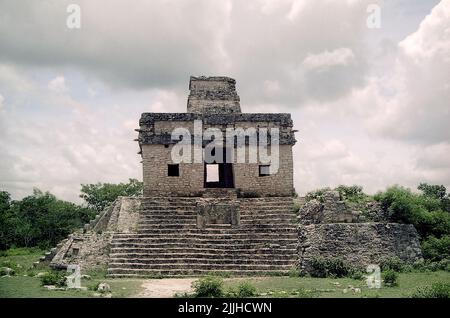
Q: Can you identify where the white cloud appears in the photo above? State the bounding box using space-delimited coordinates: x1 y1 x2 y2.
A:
302 48 355 71
0 94 4 110
48 76 68 93
0 0 448 201
368 0 450 144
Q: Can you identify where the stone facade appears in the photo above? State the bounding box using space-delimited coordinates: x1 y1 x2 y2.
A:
299 223 422 271
297 191 422 272
138 76 296 197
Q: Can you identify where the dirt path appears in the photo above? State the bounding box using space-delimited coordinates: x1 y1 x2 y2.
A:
137 278 196 298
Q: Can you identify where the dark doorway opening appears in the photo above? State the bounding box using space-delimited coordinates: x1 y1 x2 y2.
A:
204 147 234 188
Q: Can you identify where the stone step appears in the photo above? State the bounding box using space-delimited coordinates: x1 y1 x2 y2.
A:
107 268 292 278
114 232 298 240
141 205 196 212
108 263 294 272
109 258 296 265
111 238 297 245
110 243 298 251
134 228 297 235
239 210 295 214
137 223 197 229
110 246 297 255
240 219 296 224
110 251 297 259
239 202 293 206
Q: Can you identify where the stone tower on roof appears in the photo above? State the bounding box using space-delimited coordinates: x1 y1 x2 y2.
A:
187 76 241 114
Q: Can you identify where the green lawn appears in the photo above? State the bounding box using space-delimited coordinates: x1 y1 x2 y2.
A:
224 272 450 298
0 247 143 298
1 248 449 298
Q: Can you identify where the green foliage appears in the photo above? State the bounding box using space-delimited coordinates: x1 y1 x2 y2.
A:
350 270 365 280
192 276 224 298
383 270 398 287
411 282 450 298
305 188 331 202
292 202 301 214
0 189 96 250
0 247 41 257
236 281 257 297
414 259 450 272
374 185 450 239
418 183 447 200
227 281 257 298
80 179 143 213
306 185 367 203
422 235 450 262
40 271 67 287
381 257 406 272
288 268 301 277
310 257 352 278
335 185 365 203
87 282 100 291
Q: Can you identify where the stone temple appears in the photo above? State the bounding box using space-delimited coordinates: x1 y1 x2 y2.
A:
49 76 422 277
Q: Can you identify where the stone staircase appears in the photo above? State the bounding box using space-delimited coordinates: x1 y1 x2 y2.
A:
107 197 298 277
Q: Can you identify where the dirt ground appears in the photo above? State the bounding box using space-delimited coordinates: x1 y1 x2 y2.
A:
137 278 196 298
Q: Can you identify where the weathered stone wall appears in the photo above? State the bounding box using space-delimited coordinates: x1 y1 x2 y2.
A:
50 197 141 272
142 144 204 196
187 76 241 114
50 232 113 271
297 190 423 272
116 197 141 233
298 223 423 271
234 145 294 196
141 143 294 197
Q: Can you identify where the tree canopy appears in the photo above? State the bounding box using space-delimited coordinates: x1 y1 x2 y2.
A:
79 178 143 213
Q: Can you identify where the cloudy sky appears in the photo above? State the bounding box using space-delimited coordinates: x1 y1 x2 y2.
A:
0 0 449 202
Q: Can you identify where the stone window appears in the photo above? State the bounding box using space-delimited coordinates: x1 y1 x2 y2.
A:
168 164 180 177
259 165 271 177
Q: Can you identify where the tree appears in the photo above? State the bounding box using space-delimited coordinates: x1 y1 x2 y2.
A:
0 191 12 250
80 178 143 213
418 183 447 200
0 189 96 250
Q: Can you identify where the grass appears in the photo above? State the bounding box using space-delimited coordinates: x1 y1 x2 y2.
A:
1 247 449 298
224 272 450 298
0 247 143 298
0 247 45 276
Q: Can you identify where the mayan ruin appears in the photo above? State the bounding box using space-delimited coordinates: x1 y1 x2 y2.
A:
47 76 423 277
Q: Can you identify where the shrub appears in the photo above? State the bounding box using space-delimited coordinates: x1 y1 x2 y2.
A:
422 235 450 262
382 270 398 287
310 257 352 278
374 186 450 239
305 188 331 202
40 271 67 287
411 282 450 298
192 276 224 298
236 281 257 298
380 257 405 272
292 202 302 214
414 259 450 272
88 282 101 291
350 269 364 280
335 185 365 203
288 268 301 277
